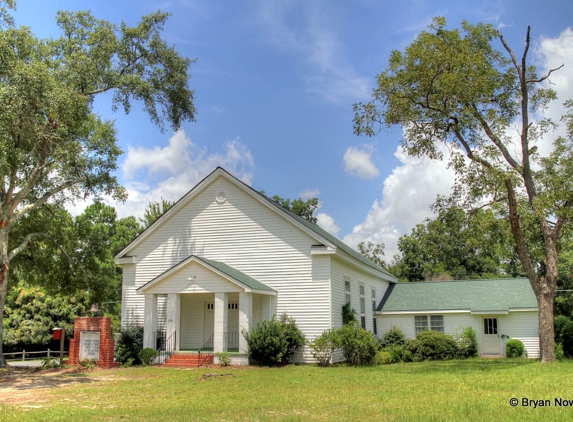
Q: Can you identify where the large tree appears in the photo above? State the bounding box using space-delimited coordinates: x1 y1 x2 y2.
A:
389 208 522 282
0 5 195 366
353 17 571 361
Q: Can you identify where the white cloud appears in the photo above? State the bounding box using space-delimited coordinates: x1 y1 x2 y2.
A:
536 27 573 154
343 145 380 179
343 145 455 260
316 212 340 237
69 130 255 219
255 0 370 102
299 188 320 199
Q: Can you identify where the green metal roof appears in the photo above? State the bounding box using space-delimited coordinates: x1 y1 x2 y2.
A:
377 278 538 313
195 256 276 292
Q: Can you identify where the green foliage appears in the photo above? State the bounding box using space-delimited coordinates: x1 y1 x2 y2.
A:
309 329 340 367
337 324 378 366
215 351 232 367
79 358 97 370
506 339 526 358
121 358 135 368
407 330 458 361
115 325 144 365
388 208 521 281
376 351 393 365
556 343 565 361
455 326 479 358
138 348 158 366
41 358 64 370
2 285 89 348
378 326 406 349
554 315 573 357
357 241 386 268
278 313 306 364
341 302 358 326
139 198 175 228
242 314 304 366
260 191 319 223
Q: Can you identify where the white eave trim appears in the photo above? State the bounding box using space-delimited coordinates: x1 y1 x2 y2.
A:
471 310 509 315
136 255 277 296
114 256 136 265
311 245 336 255
377 309 471 315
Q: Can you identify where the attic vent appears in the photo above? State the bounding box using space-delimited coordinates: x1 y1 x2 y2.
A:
216 191 226 203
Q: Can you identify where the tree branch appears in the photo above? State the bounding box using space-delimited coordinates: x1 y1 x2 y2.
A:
8 232 76 276
13 178 85 221
526 64 565 84
470 104 522 171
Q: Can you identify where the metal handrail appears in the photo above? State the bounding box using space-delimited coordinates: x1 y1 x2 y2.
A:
198 334 214 367
157 331 176 365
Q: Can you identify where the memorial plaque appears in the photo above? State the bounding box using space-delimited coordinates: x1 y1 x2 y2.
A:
79 331 100 361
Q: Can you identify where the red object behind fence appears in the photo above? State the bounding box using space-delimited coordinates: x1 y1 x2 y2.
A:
52 328 62 340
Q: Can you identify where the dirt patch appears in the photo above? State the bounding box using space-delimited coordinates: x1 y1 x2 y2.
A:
0 366 111 405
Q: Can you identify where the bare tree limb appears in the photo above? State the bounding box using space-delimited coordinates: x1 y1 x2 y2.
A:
526 64 565 84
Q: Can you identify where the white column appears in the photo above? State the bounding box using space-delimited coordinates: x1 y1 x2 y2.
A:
143 294 157 349
166 293 181 350
239 292 253 354
271 295 278 318
214 292 228 353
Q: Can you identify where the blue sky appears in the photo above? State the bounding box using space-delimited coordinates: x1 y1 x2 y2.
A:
15 0 573 259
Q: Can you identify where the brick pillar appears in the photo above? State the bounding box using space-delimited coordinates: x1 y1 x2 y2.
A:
68 317 119 368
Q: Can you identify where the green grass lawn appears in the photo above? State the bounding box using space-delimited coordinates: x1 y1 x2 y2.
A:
1 359 573 421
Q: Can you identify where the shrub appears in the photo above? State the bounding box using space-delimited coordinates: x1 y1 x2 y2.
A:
378 326 406 349
309 329 340 367
455 326 479 358
242 314 304 366
337 324 378 366
342 302 358 325
278 313 306 364
382 344 406 363
215 351 232 366
115 325 144 365
376 351 393 365
138 348 158 366
554 315 573 357
408 330 458 361
506 339 526 358
556 342 565 361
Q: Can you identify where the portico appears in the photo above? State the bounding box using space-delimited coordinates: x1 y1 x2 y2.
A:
137 255 277 361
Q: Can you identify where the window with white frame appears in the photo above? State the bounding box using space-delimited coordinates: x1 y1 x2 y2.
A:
371 288 377 335
415 315 444 334
345 279 351 304
359 284 366 329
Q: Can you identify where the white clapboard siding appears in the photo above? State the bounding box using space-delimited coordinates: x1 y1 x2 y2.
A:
122 175 331 351
499 312 540 358
143 261 244 295
329 257 390 362
377 311 539 358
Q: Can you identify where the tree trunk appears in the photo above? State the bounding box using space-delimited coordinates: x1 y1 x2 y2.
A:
0 259 8 368
537 275 556 362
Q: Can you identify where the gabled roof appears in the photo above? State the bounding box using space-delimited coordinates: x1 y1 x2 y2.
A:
377 278 538 314
116 167 395 280
136 255 276 294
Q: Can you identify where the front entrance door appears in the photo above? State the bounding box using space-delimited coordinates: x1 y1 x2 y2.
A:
482 317 500 354
204 303 214 345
